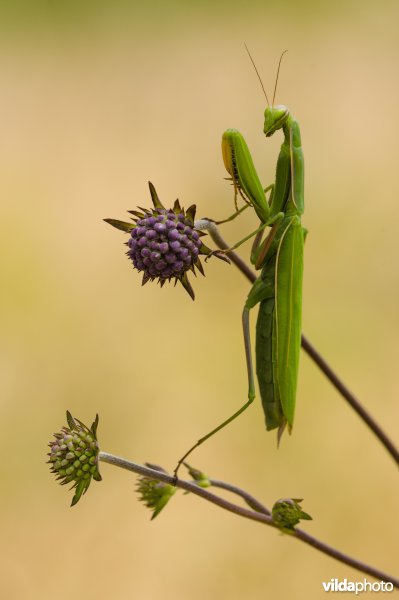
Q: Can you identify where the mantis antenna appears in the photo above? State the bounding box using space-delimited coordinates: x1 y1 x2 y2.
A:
272 50 288 106
244 43 270 107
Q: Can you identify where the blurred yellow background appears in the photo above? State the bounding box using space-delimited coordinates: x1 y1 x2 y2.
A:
1 1 398 598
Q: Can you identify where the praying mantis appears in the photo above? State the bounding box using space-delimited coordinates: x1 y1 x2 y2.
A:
174 51 305 477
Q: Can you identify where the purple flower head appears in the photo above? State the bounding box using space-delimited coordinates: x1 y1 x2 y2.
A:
104 182 215 300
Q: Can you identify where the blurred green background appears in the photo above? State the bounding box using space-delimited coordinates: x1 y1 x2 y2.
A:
1 1 398 598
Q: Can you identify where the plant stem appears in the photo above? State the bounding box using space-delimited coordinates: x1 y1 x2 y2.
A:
199 220 399 468
209 478 271 515
300 336 399 466
99 452 399 587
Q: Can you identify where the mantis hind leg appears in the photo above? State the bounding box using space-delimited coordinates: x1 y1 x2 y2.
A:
173 305 257 481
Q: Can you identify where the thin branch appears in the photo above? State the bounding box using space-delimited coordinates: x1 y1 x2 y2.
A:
209 478 271 515
199 219 399 468
300 336 399 466
99 451 274 522
99 452 399 587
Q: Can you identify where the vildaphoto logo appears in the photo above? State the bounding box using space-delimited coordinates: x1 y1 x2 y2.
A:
322 579 394 594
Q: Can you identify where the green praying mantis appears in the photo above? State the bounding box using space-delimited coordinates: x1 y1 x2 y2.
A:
174 50 305 478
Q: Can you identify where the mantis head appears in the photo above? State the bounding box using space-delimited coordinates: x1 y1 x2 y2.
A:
263 105 289 137
245 45 289 138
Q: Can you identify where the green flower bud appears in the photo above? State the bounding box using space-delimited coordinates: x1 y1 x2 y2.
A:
136 464 176 520
47 412 101 506
184 462 211 488
271 498 312 532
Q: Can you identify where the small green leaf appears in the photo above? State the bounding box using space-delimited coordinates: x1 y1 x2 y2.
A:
180 273 195 300
104 218 135 233
71 479 88 507
173 198 182 214
185 204 196 224
91 414 99 437
148 181 165 209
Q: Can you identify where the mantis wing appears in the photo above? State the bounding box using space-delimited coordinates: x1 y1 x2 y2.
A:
274 215 304 431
